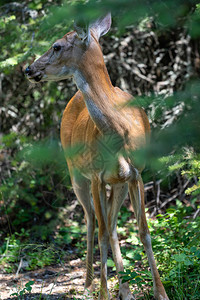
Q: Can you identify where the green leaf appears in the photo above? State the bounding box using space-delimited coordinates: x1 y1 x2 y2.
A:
173 253 187 262
107 258 115 268
0 53 25 69
126 234 139 245
134 253 142 261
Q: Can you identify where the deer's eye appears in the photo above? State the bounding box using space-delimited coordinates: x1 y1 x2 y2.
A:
53 44 61 51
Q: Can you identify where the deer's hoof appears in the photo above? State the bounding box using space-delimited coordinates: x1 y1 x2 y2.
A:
118 291 135 300
84 287 94 299
154 289 169 300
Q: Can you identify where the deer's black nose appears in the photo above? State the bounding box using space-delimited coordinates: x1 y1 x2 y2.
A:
25 66 32 76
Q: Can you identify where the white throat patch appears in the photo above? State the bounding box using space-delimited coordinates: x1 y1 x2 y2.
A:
73 70 109 132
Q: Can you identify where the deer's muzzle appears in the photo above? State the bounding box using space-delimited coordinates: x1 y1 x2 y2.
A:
25 65 43 83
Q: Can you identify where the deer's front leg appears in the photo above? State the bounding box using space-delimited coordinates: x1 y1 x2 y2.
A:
72 173 95 294
92 178 110 300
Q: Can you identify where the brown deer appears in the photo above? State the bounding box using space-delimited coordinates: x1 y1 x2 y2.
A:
25 13 169 300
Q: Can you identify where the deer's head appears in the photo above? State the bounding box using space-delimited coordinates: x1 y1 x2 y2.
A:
25 13 111 83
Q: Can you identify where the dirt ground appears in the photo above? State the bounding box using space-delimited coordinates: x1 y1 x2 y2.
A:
0 255 152 300
0 201 152 300
0 257 121 300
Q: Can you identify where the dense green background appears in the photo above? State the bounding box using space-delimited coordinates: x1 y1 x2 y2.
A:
0 0 200 299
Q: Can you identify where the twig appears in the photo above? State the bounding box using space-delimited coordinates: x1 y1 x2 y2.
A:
193 208 200 219
160 178 191 208
156 180 161 212
16 258 23 277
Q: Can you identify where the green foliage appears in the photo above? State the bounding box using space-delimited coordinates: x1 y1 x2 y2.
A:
11 280 35 298
0 229 60 273
1 0 199 72
39 0 200 35
72 289 96 300
188 2 200 38
159 148 200 197
57 221 87 257
1 134 70 234
119 269 153 299
0 0 65 71
181 152 200 196
119 202 200 299
1 3 200 300
0 200 85 273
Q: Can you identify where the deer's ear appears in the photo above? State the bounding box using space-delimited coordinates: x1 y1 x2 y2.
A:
74 23 91 47
90 13 111 41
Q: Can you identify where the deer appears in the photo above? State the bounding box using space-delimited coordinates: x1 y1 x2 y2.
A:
25 13 169 300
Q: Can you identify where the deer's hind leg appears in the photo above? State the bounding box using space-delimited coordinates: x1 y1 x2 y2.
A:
108 183 135 300
128 175 169 300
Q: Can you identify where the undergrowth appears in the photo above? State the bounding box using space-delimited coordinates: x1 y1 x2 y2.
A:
118 202 200 299
0 200 199 299
1 136 200 298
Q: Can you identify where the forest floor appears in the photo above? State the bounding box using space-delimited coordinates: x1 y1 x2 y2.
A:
0 256 112 299
0 251 146 300
0 190 155 300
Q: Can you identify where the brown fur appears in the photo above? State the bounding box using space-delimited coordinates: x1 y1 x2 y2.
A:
26 14 169 300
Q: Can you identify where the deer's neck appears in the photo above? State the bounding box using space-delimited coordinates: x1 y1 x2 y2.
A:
74 65 118 134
